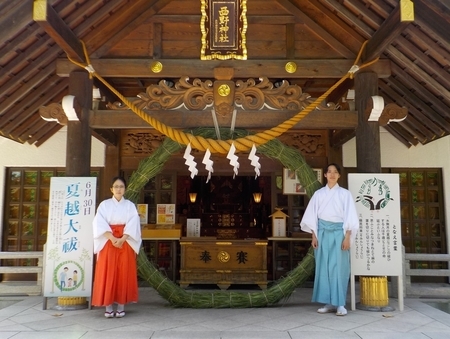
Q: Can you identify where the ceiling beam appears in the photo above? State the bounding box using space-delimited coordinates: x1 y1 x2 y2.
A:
382 124 416 148
33 0 86 63
148 15 297 24
415 0 450 51
329 129 356 148
276 0 355 58
89 109 357 130
57 58 391 78
362 2 414 62
1 0 56 42
91 129 119 146
89 0 173 57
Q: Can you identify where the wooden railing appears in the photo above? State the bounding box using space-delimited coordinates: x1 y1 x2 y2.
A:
0 250 448 298
404 252 450 297
0 252 43 296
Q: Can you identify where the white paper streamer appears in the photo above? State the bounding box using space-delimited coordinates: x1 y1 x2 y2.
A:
226 143 240 178
248 144 261 178
183 143 198 179
202 148 214 183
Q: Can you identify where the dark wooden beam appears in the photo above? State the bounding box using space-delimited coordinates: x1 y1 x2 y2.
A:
383 123 418 148
387 46 450 104
33 0 86 63
355 72 381 173
57 58 391 78
276 0 355 58
326 78 354 105
89 0 173 58
379 78 449 135
0 60 56 117
329 129 356 148
2 76 68 136
89 109 357 130
33 124 64 147
389 62 450 119
415 0 450 51
91 129 119 146
286 23 295 59
153 23 162 58
362 3 413 62
66 71 93 176
102 145 121 198
322 0 373 38
1 1 32 40
149 15 297 24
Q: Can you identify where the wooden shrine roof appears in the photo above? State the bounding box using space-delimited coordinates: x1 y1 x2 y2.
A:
0 0 449 148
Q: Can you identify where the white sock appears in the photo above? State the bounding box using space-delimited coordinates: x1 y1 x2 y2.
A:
105 304 113 313
117 303 124 312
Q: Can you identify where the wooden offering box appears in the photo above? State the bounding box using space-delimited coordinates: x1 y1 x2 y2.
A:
179 238 268 290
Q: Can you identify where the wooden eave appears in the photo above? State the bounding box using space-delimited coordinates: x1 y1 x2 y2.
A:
0 0 448 149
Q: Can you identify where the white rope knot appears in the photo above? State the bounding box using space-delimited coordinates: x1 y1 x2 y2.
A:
84 64 95 73
349 65 360 74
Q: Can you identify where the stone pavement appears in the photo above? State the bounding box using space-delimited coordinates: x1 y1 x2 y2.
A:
0 287 450 339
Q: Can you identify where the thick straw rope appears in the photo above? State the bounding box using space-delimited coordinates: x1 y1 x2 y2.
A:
67 41 378 154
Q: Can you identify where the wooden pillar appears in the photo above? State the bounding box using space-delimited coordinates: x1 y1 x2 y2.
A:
101 145 120 199
66 71 92 176
56 70 91 311
354 72 392 311
355 71 381 173
327 139 346 187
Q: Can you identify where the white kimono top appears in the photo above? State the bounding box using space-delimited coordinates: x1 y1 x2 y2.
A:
300 183 359 244
93 197 142 254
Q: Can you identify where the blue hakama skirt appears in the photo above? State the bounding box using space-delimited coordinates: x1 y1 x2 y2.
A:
312 219 350 307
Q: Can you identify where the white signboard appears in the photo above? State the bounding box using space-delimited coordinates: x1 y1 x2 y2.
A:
349 173 402 276
43 177 96 297
187 219 201 237
272 218 286 237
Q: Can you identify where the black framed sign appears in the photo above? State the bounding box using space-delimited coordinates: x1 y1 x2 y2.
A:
200 0 248 60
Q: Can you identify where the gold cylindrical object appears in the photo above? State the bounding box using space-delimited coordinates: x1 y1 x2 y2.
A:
57 297 86 306
360 276 389 307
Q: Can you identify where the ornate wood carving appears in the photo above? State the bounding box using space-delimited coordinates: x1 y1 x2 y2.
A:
365 97 408 126
121 130 166 155
132 78 214 111
109 76 338 113
39 103 68 125
214 80 235 117
379 103 408 126
277 131 327 157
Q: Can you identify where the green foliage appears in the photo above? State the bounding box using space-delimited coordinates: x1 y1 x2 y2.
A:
126 128 321 308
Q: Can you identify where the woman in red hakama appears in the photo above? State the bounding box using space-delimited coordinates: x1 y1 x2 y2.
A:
92 176 142 318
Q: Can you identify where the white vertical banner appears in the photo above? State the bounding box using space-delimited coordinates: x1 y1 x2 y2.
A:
186 219 201 237
43 177 97 297
349 173 403 276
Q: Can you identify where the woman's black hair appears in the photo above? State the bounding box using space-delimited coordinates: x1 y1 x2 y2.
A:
324 163 341 175
111 176 127 188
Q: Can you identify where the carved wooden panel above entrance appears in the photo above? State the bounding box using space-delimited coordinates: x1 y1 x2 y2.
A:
120 130 166 156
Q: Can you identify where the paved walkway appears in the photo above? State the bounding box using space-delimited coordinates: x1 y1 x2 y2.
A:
0 287 450 339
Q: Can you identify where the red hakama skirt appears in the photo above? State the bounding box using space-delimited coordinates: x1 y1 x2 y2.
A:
92 225 138 306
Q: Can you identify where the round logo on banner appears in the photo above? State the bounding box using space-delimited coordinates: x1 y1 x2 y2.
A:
355 177 393 210
53 260 84 292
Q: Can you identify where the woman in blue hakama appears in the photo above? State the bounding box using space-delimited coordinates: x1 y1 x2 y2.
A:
300 163 359 316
